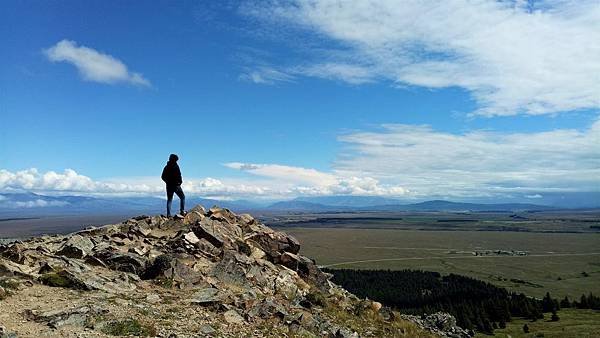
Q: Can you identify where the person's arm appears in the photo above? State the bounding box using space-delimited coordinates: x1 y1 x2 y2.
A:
176 165 183 185
161 166 168 183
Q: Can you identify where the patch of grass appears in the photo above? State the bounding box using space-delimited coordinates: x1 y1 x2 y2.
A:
0 278 20 290
39 270 89 289
39 272 73 288
137 307 151 316
156 277 174 289
304 288 327 308
101 318 157 337
323 300 436 338
476 308 600 338
165 306 181 313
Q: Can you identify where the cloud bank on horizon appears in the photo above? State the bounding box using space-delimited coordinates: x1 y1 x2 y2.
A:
241 0 600 116
2 120 598 200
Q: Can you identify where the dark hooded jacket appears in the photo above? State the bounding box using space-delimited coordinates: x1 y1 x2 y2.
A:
161 160 182 187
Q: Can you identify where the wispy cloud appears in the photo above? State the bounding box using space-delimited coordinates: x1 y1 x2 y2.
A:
294 63 374 84
242 0 600 116
239 66 294 84
44 39 151 87
335 119 600 198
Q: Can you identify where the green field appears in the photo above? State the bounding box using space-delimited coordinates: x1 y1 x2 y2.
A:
475 308 600 338
284 228 600 299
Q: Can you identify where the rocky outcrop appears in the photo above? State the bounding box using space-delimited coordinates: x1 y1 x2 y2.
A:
401 313 474 338
0 205 469 337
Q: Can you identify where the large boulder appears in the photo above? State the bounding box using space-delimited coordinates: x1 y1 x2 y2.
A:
245 231 300 261
0 242 27 264
93 250 147 276
192 217 242 250
55 235 95 259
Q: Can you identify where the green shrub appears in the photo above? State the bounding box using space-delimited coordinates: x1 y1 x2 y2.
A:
0 278 20 290
101 318 156 336
39 272 73 288
305 289 327 307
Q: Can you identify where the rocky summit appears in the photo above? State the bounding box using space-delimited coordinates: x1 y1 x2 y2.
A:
0 205 470 338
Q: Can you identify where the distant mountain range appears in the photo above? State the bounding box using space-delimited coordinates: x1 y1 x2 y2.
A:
1 192 592 217
0 192 260 217
267 198 556 212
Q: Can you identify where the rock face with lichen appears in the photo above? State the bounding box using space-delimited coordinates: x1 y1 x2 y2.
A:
0 205 470 337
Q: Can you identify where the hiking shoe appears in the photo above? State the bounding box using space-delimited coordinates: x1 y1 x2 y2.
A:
174 214 184 220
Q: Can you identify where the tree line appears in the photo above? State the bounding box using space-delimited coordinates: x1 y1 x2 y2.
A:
324 268 571 334
559 293 600 310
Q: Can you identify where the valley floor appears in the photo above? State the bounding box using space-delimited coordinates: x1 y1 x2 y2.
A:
285 228 600 300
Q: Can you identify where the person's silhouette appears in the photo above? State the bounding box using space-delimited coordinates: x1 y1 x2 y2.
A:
161 154 185 218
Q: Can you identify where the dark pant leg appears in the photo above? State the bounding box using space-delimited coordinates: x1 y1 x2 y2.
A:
166 186 175 216
174 185 185 214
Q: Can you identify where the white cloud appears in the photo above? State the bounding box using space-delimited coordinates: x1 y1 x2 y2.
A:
44 40 150 86
334 119 600 197
239 66 295 84
243 0 600 116
0 169 97 192
3 119 597 200
0 169 269 198
14 200 69 208
225 162 408 196
225 162 338 186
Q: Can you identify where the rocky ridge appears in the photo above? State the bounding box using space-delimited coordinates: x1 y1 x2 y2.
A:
0 205 470 337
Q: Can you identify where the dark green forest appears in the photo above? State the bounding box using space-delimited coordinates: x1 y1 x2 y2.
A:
324 269 598 334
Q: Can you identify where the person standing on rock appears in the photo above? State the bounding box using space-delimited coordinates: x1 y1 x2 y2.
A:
161 153 185 218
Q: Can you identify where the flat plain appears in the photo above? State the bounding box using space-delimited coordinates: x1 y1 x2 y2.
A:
279 214 600 300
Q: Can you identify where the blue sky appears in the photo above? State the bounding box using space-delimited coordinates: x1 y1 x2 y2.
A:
1 1 599 203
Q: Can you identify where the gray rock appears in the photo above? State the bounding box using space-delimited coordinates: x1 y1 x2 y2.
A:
0 242 26 264
132 215 151 221
335 327 359 338
190 205 206 214
195 238 222 258
192 220 226 248
146 293 161 304
190 287 221 304
102 252 147 276
211 251 249 287
246 231 301 261
0 258 38 278
84 255 108 268
183 232 200 244
142 254 173 279
183 211 205 225
401 312 473 338
207 207 237 225
25 305 106 329
172 262 203 286
56 235 94 259
223 309 245 325
247 299 288 319
0 325 17 338
198 324 216 335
